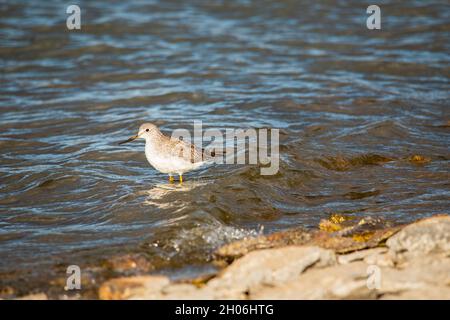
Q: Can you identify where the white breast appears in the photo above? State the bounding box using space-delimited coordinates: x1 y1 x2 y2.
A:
145 142 204 175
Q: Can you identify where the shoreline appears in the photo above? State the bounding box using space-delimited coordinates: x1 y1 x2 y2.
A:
6 214 449 300
98 214 450 300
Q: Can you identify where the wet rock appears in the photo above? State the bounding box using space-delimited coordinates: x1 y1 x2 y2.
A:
319 214 392 237
48 266 99 299
318 213 353 232
103 254 153 274
386 215 450 257
313 215 401 253
310 226 401 254
214 228 311 263
377 254 450 295
334 216 392 237
216 216 398 262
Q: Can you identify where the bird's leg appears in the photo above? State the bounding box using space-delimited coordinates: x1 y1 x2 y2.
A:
169 175 174 183
179 174 183 183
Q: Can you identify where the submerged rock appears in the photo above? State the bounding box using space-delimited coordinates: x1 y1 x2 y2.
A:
214 227 311 263
315 154 393 171
102 253 154 274
313 215 401 253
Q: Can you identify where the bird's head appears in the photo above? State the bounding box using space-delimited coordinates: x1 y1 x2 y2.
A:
118 123 159 145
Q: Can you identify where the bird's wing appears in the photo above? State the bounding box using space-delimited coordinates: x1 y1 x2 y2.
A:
167 138 206 163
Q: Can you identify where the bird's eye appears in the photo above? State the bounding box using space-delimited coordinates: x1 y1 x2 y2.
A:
146 128 149 132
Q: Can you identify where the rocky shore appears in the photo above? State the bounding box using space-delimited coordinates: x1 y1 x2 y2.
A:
97 214 450 300
6 214 449 300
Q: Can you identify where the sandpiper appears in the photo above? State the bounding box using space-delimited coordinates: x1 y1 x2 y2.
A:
119 123 213 182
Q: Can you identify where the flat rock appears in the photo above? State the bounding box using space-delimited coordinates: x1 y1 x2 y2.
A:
214 228 311 262
387 215 450 256
102 254 153 274
377 254 450 295
252 253 450 299
208 246 336 299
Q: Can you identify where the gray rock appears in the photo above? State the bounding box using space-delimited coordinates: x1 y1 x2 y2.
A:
208 246 336 298
252 262 374 299
378 254 450 294
252 253 450 299
387 215 450 256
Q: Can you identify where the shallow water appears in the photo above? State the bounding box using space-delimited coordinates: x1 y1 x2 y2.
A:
0 1 449 295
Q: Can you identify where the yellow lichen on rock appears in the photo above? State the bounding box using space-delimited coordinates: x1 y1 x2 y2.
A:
330 213 352 224
351 232 375 242
319 213 353 232
319 220 342 232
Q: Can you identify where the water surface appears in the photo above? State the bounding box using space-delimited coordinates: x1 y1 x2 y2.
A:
0 0 449 296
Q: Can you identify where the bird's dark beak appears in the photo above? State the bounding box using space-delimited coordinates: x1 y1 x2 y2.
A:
118 134 138 145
